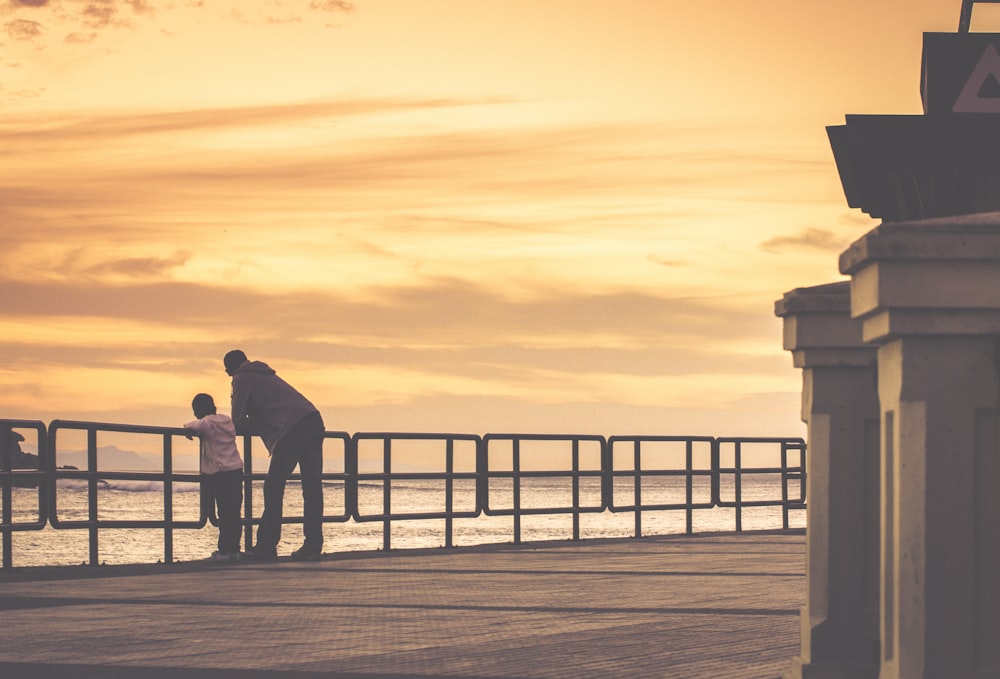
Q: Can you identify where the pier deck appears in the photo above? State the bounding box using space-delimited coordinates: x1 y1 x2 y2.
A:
0 530 804 678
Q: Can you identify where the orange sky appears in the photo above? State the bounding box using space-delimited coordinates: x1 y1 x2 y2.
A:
0 1 988 438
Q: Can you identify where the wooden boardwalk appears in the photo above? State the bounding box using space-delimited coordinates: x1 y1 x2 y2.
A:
0 530 805 679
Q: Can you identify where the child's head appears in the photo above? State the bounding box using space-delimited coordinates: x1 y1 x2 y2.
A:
191 393 217 419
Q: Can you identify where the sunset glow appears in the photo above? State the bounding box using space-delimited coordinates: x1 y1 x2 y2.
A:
1 1 985 437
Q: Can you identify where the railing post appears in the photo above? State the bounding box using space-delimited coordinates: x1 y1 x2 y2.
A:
382 438 391 552
86 428 100 566
710 438 720 507
1 429 11 570
445 438 454 548
163 433 173 564
571 439 580 541
512 438 521 545
242 434 254 553
685 439 694 535
345 435 358 525
600 439 612 512
781 444 790 530
733 441 743 533
632 439 642 538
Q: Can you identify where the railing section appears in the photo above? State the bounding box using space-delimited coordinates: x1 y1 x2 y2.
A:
352 433 481 551
47 420 206 566
482 434 606 544
606 436 716 537
0 419 807 568
0 420 48 570
715 437 806 531
238 431 353 552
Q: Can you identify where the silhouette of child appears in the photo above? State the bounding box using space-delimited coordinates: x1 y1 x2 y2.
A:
184 393 244 562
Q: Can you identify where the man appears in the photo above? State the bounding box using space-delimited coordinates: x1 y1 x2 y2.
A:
224 349 325 561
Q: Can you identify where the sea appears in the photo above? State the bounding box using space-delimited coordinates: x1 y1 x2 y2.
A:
2 475 804 568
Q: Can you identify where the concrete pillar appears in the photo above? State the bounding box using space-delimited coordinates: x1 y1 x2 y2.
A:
840 214 1000 679
776 282 881 679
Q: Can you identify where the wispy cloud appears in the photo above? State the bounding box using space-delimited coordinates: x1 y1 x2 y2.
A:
309 0 353 11
759 227 851 253
63 29 94 42
4 17 41 38
2 0 353 43
82 251 192 279
0 97 496 142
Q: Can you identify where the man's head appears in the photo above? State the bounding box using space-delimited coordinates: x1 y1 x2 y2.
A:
191 393 217 419
223 349 248 376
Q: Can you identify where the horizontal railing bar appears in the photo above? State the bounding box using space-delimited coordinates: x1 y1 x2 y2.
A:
715 501 803 509
48 420 191 436
354 510 482 522
483 471 605 478
53 471 203 481
481 506 607 517
607 502 717 512
50 520 206 529
355 472 480 480
608 470 715 476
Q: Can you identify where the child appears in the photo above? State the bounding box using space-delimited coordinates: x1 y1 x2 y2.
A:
185 393 244 562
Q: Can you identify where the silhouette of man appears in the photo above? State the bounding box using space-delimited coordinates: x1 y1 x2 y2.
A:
224 349 325 561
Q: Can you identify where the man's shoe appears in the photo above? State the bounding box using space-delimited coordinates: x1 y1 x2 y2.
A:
244 547 278 562
290 545 321 561
209 551 241 563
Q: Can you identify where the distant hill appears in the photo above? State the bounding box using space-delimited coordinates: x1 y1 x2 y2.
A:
56 445 195 472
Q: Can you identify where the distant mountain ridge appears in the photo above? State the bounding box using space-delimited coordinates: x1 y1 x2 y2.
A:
57 445 196 472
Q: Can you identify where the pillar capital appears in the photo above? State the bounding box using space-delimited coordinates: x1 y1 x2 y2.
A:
839 213 1000 343
775 282 877 369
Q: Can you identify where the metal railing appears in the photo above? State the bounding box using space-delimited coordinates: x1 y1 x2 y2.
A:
606 436 717 537
238 431 354 552
482 434 607 543
0 420 48 570
715 437 806 531
47 420 206 567
0 418 806 569
353 432 481 551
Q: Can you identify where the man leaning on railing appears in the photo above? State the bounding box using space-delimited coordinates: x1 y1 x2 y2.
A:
225 349 325 562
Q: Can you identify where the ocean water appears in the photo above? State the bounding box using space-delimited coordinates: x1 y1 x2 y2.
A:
1 475 804 568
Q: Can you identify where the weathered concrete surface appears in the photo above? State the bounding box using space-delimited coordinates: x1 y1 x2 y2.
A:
0 531 805 678
776 282 880 679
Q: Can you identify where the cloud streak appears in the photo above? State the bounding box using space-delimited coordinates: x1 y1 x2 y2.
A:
0 274 776 346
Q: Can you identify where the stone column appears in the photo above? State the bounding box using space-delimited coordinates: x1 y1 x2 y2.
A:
840 214 1000 679
776 282 881 679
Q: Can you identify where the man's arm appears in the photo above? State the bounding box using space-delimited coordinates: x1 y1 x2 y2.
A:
230 377 254 435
